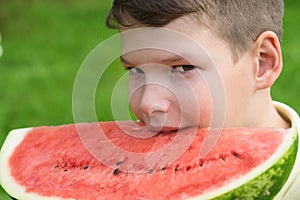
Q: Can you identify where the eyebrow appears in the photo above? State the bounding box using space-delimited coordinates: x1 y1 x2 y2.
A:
120 55 189 66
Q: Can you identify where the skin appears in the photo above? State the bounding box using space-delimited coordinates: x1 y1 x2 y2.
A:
120 15 290 132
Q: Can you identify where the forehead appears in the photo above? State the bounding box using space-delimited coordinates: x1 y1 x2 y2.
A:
119 15 231 65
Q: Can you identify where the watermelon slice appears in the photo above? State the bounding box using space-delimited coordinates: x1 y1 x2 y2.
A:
0 121 298 200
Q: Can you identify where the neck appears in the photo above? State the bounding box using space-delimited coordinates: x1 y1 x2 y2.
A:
249 89 290 129
224 89 290 129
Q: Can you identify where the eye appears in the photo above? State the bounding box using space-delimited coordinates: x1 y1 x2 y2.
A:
172 65 196 73
126 67 144 75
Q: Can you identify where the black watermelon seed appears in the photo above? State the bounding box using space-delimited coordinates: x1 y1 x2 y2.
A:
199 159 204 167
161 167 167 171
174 165 180 172
233 152 240 158
113 168 120 175
83 166 89 170
116 161 124 166
64 169 68 172
148 169 154 173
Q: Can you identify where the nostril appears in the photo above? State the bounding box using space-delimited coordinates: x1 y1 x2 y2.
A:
149 104 169 116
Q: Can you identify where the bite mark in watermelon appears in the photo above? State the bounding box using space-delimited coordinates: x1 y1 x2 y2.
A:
0 121 298 200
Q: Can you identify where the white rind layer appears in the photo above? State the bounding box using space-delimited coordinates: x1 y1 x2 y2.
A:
0 128 74 200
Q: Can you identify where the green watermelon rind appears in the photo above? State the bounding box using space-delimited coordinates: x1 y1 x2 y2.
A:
189 127 298 200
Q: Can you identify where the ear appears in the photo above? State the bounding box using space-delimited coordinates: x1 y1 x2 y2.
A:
253 31 283 90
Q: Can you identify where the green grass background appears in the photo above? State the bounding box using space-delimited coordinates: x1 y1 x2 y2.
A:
0 0 299 198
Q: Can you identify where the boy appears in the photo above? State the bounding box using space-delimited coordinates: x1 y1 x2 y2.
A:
106 0 298 130
105 0 300 198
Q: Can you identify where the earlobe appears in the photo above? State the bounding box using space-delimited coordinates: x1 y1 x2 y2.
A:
254 31 282 90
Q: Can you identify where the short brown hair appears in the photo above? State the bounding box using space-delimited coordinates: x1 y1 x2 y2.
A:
106 0 284 60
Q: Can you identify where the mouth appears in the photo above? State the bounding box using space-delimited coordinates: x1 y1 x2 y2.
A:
146 125 180 133
146 123 199 134
142 115 182 133
136 117 198 134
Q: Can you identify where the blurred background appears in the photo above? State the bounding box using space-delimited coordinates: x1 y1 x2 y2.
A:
0 0 299 198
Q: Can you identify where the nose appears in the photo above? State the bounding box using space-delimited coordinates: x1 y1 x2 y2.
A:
140 83 170 117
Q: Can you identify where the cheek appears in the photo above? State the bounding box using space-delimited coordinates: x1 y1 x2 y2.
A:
177 76 213 127
128 82 143 118
190 84 212 126
221 62 254 107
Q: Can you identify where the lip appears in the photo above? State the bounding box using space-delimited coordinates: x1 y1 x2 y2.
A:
146 124 180 133
143 115 180 133
143 118 197 133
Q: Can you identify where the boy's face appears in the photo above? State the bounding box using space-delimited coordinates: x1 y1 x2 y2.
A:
120 15 256 132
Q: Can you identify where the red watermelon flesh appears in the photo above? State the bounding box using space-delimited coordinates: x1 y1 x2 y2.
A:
3 121 287 199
